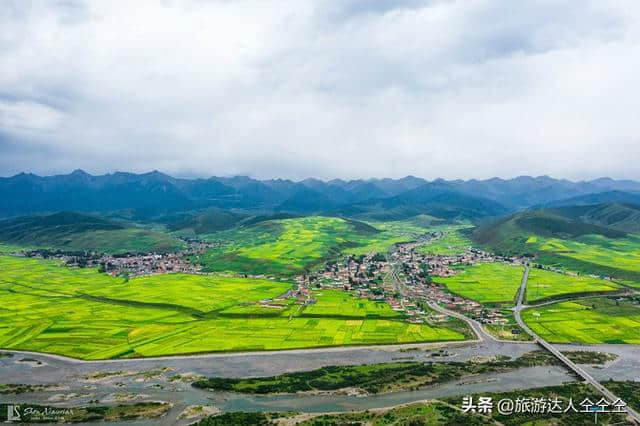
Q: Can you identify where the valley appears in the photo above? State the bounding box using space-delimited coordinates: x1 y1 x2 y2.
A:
2 172 640 424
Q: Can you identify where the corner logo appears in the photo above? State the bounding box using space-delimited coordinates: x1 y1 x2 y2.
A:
6 405 20 423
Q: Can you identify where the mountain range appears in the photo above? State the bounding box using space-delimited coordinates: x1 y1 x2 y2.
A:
2 170 640 221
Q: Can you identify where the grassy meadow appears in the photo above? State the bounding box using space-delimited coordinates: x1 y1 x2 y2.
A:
0 256 465 359
417 225 473 255
0 228 184 255
196 216 430 276
433 262 525 304
62 228 186 254
537 234 640 272
525 268 621 302
522 233 640 286
522 297 640 344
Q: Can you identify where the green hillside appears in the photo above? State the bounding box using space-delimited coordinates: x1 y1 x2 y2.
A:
550 203 640 233
473 209 625 253
195 216 430 276
0 212 184 254
473 208 640 284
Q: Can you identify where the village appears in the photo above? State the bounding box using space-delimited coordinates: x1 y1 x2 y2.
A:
292 232 526 329
14 238 224 278
13 230 527 328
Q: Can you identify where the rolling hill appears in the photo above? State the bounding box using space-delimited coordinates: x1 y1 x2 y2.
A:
473 205 640 282
549 203 640 233
194 216 421 276
0 212 184 254
473 208 627 253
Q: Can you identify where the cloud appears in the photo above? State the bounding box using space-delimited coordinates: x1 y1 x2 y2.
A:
0 0 639 180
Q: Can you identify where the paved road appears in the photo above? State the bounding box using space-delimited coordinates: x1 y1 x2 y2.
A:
386 251 496 343
425 300 491 342
514 266 640 424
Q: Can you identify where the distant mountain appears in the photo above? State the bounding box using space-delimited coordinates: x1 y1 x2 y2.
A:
276 187 337 214
332 183 509 221
2 170 640 221
543 190 640 208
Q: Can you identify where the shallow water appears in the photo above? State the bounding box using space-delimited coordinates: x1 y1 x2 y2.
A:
1 340 639 425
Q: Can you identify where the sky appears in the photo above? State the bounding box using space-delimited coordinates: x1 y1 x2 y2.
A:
1 0 639 181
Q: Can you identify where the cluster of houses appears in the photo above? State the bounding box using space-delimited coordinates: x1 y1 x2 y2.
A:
289 232 526 327
98 252 202 277
16 229 530 329
14 239 223 278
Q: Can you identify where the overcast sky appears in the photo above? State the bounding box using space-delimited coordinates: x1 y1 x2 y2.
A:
1 0 639 181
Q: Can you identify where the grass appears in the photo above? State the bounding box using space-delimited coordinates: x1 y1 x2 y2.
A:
522 297 640 344
525 267 621 302
0 402 170 423
433 261 624 307
538 234 640 274
0 243 25 253
192 350 611 395
416 225 473 255
433 262 525 305
0 212 185 254
195 381 637 426
483 310 532 341
60 228 186 253
303 289 404 318
1 228 184 254
0 256 465 359
474 209 640 285
195 216 431 276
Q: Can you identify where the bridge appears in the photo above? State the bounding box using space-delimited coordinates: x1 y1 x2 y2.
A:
515 266 640 424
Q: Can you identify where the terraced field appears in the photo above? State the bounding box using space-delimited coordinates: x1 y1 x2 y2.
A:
196 216 430 276
522 297 640 344
525 268 621 302
0 256 465 359
433 263 525 304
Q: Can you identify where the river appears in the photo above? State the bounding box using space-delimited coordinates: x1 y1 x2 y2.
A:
1 340 639 425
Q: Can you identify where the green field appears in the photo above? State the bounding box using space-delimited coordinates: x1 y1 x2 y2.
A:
0 256 465 359
303 289 404 318
525 268 621 302
522 297 640 344
417 225 473 255
196 216 430 276
534 234 640 286
472 209 640 285
538 234 640 272
433 262 525 304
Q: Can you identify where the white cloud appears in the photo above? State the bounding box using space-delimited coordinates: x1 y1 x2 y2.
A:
1 0 639 180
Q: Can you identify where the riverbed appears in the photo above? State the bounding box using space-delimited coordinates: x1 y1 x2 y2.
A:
1 340 639 425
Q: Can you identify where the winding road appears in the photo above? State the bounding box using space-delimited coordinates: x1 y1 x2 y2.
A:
425 300 492 342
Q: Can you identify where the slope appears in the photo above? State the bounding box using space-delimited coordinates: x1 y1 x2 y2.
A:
0 212 183 254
